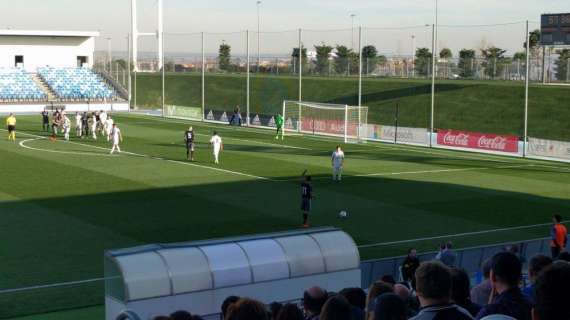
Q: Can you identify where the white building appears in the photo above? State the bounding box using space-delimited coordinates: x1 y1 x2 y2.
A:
0 30 98 72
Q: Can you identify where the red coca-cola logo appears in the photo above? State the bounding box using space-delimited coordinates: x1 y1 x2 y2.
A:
443 132 469 146
478 136 507 150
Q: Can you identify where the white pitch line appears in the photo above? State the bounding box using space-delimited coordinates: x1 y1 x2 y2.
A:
10 130 270 181
355 164 535 177
19 138 116 157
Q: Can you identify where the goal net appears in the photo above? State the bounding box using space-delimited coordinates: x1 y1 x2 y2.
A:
282 100 368 143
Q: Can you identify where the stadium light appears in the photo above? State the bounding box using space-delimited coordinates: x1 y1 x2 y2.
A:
257 1 261 72
411 35 416 77
350 14 356 50
106 37 112 73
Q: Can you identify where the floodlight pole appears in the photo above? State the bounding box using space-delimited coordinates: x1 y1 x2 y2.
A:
429 0 438 148
161 31 165 118
257 1 261 73
523 20 530 157
411 35 416 78
131 0 138 72
298 28 302 102
106 37 112 73
358 26 362 107
127 34 132 111
246 30 251 126
157 0 163 71
201 32 205 121
350 14 356 50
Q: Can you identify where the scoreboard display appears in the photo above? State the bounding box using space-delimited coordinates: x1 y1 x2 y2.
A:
541 13 570 46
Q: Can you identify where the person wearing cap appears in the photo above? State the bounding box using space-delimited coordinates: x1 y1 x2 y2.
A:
184 126 195 161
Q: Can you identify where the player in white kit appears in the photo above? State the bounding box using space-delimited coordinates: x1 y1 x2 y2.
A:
209 131 223 164
105 116 114 141
75 112 82 137
110 123 122 154
331 145 345 182
63 115 71 141
99 110 107 136
91 113 98 140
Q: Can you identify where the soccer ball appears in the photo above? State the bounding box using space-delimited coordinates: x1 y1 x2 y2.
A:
339 210 348 219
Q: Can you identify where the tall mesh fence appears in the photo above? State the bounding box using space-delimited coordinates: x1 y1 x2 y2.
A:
133 35 160 109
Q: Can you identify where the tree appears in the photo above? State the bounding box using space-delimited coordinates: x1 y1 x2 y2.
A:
314 43 333 75
439 48 453 60
513 52 526 61
291 47 307 74
481 47 507 79
458 49 476 78
164 60 175 72
555 49 570 81
415 47 432 76
334 45 358 75
524 29 541 50
362 45 378 74
218 42 231 71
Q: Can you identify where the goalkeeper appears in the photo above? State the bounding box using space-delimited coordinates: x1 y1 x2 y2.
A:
275 113 284 140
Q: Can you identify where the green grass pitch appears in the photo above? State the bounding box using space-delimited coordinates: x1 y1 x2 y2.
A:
1 112 569 319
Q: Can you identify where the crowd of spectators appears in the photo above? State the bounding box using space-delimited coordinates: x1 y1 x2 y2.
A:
151 216 570 320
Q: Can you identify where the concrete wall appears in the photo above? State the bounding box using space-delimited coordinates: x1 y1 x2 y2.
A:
0 36 95 72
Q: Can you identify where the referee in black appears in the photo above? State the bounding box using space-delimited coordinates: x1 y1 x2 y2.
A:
41 109 49 132
184 126 195 161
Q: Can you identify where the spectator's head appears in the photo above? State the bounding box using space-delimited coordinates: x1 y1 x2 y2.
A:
557 251 570 262
221 295 240 319
490 252 522 292
275 303 303 320
407 248 417 258
268 302 283 320
509 244 520 255
528 255 553 283
336 145 341 151
226 298 268 320
553 214 562 224
374 293 407 320
533 261 570 320
303 286 328 316
415 261 452 307
320 296 352 320
153 317 172 320
450 268 471 305
381 275 396 285
170 310 192 320
393 284 410 301
482 257 493 279
305 175 312 182
367 281 395 311
446 242 453 250
213 131 218 136
339 287 366 310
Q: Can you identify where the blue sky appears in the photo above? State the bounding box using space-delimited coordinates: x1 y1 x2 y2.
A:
0 0 568 55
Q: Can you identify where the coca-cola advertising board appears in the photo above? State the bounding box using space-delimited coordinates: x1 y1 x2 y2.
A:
437 129 519 153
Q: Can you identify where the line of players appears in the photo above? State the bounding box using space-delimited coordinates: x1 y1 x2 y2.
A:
41 109 122 153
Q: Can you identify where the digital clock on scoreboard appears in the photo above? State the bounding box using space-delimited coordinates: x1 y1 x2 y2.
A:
541 13 570 45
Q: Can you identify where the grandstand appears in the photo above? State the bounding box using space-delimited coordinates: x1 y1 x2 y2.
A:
38 67 116 101
0 68 46 101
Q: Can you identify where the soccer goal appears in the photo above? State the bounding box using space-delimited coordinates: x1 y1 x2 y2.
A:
282 100 368 143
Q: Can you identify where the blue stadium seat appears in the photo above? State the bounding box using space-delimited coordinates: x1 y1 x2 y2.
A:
0 68 47 102
37 67 115 101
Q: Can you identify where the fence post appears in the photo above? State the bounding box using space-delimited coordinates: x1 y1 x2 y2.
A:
127 33 132 110
358 26 363 107
523 20 530 157
161 31 165 118
298 28 302 103
430 23 436 148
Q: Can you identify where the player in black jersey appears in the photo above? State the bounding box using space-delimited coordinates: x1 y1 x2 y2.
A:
184 126 195 161
301 175 313 228
41 109 49 132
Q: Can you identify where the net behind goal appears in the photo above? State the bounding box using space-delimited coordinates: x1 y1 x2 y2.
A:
282 100 368 143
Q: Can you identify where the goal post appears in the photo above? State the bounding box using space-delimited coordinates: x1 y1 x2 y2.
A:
282 100 368 143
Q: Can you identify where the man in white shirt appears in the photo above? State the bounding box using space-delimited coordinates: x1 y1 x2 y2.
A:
209 131 223 164
110 123 123 154
75 112 82 137
105 116 114 141
63 116 71 141
331 145 345 182
91 113 98 140
99 110 107 135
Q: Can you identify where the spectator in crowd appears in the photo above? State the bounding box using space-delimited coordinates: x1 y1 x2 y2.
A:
394 283 419 317
507 244 526 265
556 251 570 262
320 295 352 320
340 287 366 320
269 302 284 320
276 303 304 320
226 298 269 320
191 316 204 320
532 261 570 320
476 252 531 320
402 248 421 283
410 261 473 320
366 281 395 320
380 275 396 285
471 258 493 306
450 268 482 317
154 317 172 320
436 242 457 267
221 296 240 320
522 255 552 303
374 293 408 320
550 214 567 259
303 286 328 320
170 310 192 320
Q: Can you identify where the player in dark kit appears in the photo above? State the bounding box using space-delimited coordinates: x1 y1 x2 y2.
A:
184 126 195 161
301 175 313 228
81 112 89 137
41 109 49 132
